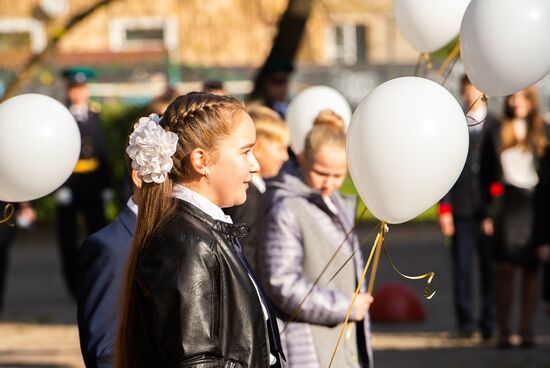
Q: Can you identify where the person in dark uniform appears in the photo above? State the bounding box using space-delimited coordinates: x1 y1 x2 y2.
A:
55 67 111 298
438 75 497 340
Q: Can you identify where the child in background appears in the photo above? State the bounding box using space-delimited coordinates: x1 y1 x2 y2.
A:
259 110 373 367
225 105 289 274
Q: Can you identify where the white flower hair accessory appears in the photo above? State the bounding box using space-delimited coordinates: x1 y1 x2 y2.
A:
126 113 179 184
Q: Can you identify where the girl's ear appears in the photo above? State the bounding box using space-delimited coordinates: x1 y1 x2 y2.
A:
189 148 209 176
131 169 142 188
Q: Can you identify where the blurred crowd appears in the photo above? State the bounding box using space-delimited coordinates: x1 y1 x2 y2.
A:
0 64 549 367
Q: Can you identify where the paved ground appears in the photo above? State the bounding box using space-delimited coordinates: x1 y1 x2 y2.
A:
0 222 548 367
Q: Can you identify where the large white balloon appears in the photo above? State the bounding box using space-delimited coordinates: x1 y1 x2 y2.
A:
393 0 471 53
347 77 468 224
0 94 81 202
286 86 351 154
461 0 550 97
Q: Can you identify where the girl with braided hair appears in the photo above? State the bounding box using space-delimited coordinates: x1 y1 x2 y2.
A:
117 92 284 367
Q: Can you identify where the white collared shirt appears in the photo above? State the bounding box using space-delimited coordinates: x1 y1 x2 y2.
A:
69 104 89 122
171 184 277 365
172 184 233 223
127 196 138 216
251 174 266 194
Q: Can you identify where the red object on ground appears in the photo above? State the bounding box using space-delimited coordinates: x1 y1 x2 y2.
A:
370 282 426 322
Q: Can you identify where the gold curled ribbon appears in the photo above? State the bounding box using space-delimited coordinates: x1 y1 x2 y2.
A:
382 242 436 299
329 221 437 366
0 203 15 226
436 42 460 78
328 221 387 368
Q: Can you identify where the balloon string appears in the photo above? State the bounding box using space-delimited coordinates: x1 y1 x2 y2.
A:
436 41 460 80
0 203 15 226
328 221 387 368
466 94 489 127
414 53 430 77
328 225 379 284
382 241 436 299
367 222 386 294
281 206 369 334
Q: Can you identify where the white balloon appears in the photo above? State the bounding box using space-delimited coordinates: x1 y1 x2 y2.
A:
0 94 81 202
286 86 351 154
460 0 550 97
393 0 471 53
347 77 468 224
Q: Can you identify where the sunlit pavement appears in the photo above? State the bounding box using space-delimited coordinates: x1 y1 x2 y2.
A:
0 223 548 367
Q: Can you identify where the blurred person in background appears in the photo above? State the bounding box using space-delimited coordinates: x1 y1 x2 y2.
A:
0 202 35 314
259 61 293 119
146 87 180 116
224 105 289 275
55 67 112 299
202 79 226 96
438 75 497 340
259 110 373 367
480 86 550 348
534 136 550 317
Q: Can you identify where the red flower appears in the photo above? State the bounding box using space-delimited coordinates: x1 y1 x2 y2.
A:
489 182 505 197
438 202 453 215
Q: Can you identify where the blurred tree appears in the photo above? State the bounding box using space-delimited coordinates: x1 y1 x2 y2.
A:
249 0 314 99
1 0 119 102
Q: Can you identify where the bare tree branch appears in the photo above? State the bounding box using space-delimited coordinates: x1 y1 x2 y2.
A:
2 0 119 102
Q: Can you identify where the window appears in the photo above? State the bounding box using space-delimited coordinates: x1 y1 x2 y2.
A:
326 24 368 65
0 18 46 53
109 17 178 51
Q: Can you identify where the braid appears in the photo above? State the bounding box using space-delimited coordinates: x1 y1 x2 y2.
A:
160 92 245 179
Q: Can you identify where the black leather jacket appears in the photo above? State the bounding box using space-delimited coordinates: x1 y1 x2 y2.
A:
133 200 275 367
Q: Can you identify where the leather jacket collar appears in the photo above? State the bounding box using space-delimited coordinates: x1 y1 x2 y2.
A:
177 199 251 239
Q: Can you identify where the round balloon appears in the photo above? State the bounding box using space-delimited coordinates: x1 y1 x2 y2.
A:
286 86 351 155
460 0 550 96
393 0 471 53
0 94 81 202
347 77 468 224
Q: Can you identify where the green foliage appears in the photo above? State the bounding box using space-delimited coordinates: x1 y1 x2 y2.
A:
429 37 459 61
340 176 437 222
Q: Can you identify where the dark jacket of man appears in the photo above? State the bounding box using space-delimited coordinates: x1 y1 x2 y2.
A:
77 205 136 368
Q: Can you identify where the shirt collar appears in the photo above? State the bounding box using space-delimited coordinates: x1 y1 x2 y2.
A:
126 196 138 216
172 184 233 224
251 174 266 193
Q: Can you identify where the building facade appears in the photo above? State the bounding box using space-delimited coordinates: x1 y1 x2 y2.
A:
0 0 418 69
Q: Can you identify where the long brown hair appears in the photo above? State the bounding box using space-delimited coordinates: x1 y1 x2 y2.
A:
116 92 245 368
500 86 548 157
